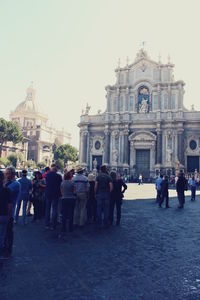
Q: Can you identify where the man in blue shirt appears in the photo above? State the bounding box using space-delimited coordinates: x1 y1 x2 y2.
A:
45 164 62 229
15 170 32 225
155 174 163 203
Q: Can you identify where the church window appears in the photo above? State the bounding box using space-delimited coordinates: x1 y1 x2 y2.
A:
171 94 176 109
163 94 168 110
95 141 101 150
153 95 158 110
153 69 159 81
162 69 168 82
113 97 118 112
120 73 124 85
125 96 129 111
190 140 197 150
130 96 134 111
107 97 111 112
119 96 123 111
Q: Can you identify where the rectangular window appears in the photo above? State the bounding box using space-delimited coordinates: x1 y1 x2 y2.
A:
153 95 158 110
153 69 159 81
171 94 176 109
130 96 134 111
163 94 168 110
120 73 124 85
113 97 117 112
125 96 129 111
119 96 123 111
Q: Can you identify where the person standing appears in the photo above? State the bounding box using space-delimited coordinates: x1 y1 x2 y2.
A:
110 172 127 226
73 166 89 227
4 166 20 257
59 171 76 237
176 171 187 209
15 170 32 225
32 171 46 222
95 165 113 229
0 171 12 261
138 174 143 185
42 166 50 179
45 164 62 229
159 175 169 208
87 173 97 224
188 175 197 201
155 174 163 203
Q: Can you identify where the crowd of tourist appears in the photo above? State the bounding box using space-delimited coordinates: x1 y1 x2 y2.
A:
0 164 127 262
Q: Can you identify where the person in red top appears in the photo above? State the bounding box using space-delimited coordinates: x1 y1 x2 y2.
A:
42 167 50 179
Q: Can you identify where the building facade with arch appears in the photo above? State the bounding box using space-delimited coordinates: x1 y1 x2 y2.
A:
78 49 200 178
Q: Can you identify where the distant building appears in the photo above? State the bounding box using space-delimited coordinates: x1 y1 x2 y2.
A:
10 84 71 164
78 49 200 177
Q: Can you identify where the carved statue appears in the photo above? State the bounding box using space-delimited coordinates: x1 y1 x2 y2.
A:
93 158 97 169
85 103 91 114
166 147 173 163
112 149 118 163
139 98 148 113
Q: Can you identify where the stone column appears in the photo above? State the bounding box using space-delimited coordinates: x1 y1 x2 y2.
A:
104 129 110 165
156 130 162 164
157 84 161 110
123 129 129 164
82 130 88 164
177 130 184 165
168 85 171 110
129 141 136 175
178 83 183 109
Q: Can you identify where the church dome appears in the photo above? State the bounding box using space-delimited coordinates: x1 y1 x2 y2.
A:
14 84 45 116
15 99 39 113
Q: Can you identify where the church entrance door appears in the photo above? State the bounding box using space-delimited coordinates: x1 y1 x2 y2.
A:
187 156 199 172
136 149 150 179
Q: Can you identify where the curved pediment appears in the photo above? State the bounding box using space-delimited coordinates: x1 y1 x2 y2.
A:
129 131 156 142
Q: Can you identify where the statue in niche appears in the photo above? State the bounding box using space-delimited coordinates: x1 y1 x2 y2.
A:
138 86 150 113
93 158 97 169
139 98 148 113
112 149 118 163
166 148 172 163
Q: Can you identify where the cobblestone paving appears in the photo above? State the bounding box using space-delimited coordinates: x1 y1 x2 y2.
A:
1 185 200 300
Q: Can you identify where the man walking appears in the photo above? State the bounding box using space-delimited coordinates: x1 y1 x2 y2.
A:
159 175 169 208
155 174 163 203
176 171 187 209
95 165 113 228
73 166 89 227
45 164 62 229
15 170 32 225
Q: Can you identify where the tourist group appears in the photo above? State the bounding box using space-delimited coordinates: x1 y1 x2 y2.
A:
0 164 127 261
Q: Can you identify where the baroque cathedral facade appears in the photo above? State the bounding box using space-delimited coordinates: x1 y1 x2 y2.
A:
78 49 200 178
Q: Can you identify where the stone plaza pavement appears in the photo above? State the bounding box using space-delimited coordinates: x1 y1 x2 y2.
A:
1 184 200 300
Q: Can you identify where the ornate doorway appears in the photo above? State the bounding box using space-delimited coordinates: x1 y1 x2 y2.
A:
136 149 150 179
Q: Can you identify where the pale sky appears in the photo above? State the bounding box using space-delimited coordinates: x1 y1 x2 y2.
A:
0 0 200 147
